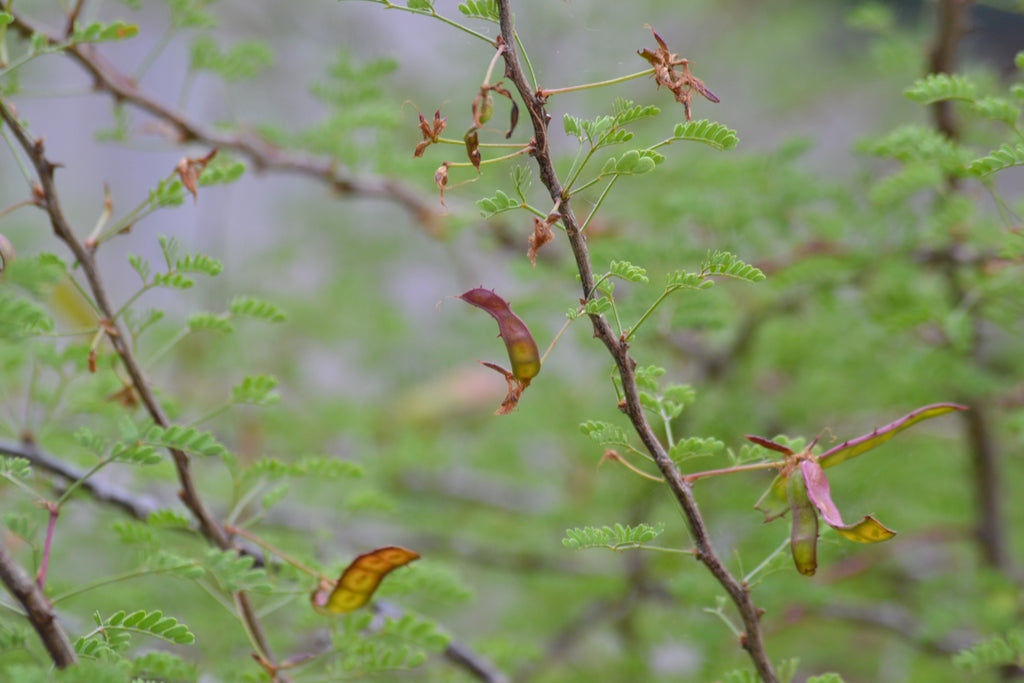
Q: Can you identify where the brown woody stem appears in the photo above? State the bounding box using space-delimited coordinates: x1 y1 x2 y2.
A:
0 94 279 678
492 2 777 680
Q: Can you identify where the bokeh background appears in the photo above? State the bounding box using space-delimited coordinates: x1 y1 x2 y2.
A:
1 1 1023 681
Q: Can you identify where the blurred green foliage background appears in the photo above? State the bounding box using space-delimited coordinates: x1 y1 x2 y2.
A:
1 1 1023 681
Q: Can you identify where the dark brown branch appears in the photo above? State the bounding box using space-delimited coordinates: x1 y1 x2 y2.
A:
64 0 87 39
0 539 77 668
5 11 442 234
962 398 1009 569
0 95 279 675
924 0 1011 576
492 3 777 681
928 0 973 140
0 438 162 520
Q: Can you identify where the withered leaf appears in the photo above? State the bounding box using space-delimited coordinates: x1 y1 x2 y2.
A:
176 148 218 202
637 26 718 121
528 213 558 267
414 109 447 157
434 162 449 207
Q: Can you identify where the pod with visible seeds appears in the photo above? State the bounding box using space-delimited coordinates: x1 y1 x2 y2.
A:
459 287 540 385
311 546 419 614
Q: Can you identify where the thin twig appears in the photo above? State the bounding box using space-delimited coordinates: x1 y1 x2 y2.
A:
376 601 511 683
5 11 442 234
1 441 511 682
491 2 777 680
0 94 279 676
0 438 161 520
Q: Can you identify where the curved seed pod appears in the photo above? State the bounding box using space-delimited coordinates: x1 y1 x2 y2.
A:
473 90 494 126
311 546 420 614
458 288 540 384
787 468 819 576
464 128 482 171
800 460 896 543
819 403 968 469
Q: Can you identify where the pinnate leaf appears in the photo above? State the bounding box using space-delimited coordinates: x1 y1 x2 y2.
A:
905 73 976 103
967 143 1024 177
671 119 739 150
229 296 286 322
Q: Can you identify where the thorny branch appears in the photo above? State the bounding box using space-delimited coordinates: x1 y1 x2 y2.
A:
4 10 442 234
0 93 282 675
492 2 777 681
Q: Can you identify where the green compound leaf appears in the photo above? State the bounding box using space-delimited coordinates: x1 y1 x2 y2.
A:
93 609 195 645
148 177 186 209
904 73 977 104
151 272 195 290
605 149 659 175
671 119 739 151
562 522 666 550
0 295 54 338
0 457 32 479
188 312 234 333
229 296 287 323
869 161 946 206
703 250 766 283
954 630 1024 672
143 425 228 458
72 20 139 43
476 189 519 217
970 96 1021 126
202 548 273 593
457 0 498 21
967 143 1024 177
232 374 280 405
190 36 273 82
859 124 961 164
176 252 223 277
609 260 649 283
111 440 162 466
666 269 714 291
199 160 246 186
612 99 660 126
668 436 724 464
580 420 631 447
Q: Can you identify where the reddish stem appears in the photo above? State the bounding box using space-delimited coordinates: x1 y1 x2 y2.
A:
35 501 59 589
